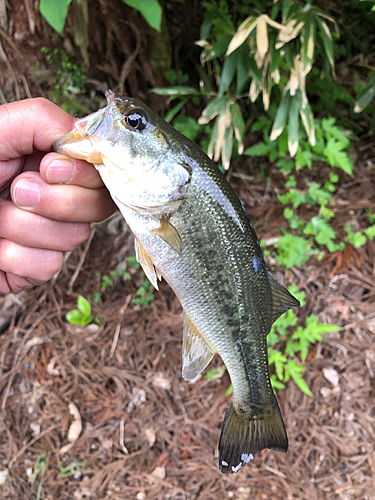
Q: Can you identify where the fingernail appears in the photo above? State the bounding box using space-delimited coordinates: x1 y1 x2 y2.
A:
14 179 41 208
47 159 75 183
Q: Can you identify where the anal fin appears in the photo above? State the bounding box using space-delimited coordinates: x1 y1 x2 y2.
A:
134 237 160 290
182 313 215 381
152 218 182 254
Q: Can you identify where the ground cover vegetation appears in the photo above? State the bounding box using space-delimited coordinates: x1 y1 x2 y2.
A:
0 0 374 498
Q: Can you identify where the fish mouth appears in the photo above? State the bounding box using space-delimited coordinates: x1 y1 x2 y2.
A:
52 130 104 164
52 92 118 163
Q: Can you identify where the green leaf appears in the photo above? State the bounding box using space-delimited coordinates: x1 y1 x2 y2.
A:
225 384 233 396
301 17 316 74
364 225 375 240
152 86 197 96
295 147 312 169
323 138 353 175
285 360 313 397
77 295 91 317
321 118 349 148
222 121 234 170
267 329 282 346
268 348 287 382
126 255 140 269
123 0 162 32
173 115 202 141
219 53 237 95
230 102 245 153
315 17 334 70
204 366 226 380
244 141 273 156
288 94 300 157
66 310 90 326
199 95 227 124
270 92 291 141
39 0 72 36
354 74 375 113
270 374 286 392
299 102 316 146
274 232 311 268
345 225 367 248
204 34 233 62
303 216 336 246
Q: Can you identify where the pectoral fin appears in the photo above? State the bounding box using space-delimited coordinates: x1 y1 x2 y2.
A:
152 218 182 254
268 271 300 324
134 237 160 290
182 313 215 381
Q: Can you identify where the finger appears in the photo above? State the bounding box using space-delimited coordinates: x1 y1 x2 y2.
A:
1 151 45 199
0 98 75 160
11 172 116 223
0 238 64 284
0 199 91 251
0 271 44 294
39 153 104 189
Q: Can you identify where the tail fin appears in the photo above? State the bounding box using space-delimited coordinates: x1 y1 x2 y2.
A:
218 400 288 474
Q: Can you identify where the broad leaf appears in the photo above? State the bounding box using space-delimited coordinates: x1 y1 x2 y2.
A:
124 0 162 32
40 0 72 36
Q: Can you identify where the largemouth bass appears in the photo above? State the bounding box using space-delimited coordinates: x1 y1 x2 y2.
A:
53 91 300 474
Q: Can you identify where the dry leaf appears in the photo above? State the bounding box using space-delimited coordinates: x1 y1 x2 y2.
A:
60 401 82 454
323 368 339 387
151 466 166 480
152 373 171 390
127 387 146 413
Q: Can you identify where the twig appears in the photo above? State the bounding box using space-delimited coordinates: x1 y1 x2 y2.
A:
68 227 96 293
109 294 132 358
119 418 129 454
0 40 20 100
263 464 287 479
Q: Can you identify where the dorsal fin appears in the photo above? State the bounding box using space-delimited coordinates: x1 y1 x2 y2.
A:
182 313 216 381
268 271 300 324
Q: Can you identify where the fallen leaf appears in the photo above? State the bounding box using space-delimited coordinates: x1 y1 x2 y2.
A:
60 402 82 454
323 368 339 387
151 465 166 480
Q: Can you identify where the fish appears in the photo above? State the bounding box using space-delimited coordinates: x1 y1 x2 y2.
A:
53 90 300 474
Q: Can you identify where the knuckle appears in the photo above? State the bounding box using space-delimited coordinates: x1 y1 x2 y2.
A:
65 223 91 251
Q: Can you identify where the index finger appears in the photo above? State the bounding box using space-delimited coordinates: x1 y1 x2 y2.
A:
0 98 74 160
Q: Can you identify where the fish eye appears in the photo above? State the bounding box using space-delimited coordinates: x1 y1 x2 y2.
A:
123 109 149 131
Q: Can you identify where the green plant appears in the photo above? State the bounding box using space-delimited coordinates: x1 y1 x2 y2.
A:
132 280 155 307
40 0 162 34
59 460 90 479
354 72 375 113
40 47 93 115
204 366 226 380
31 452 48 500
267 285 341 396
155 0 340 168
101 269 131 292
245 116 353 175
66 295 100 327
273 231 313 268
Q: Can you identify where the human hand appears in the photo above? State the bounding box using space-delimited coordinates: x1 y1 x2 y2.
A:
0 98 116 294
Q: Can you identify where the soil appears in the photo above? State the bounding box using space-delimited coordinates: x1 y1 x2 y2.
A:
0 2 375 499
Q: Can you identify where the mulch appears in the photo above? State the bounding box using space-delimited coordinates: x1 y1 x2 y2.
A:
0 153 374 500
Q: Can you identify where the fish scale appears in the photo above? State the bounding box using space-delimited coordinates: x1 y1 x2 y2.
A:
53 91 300 474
